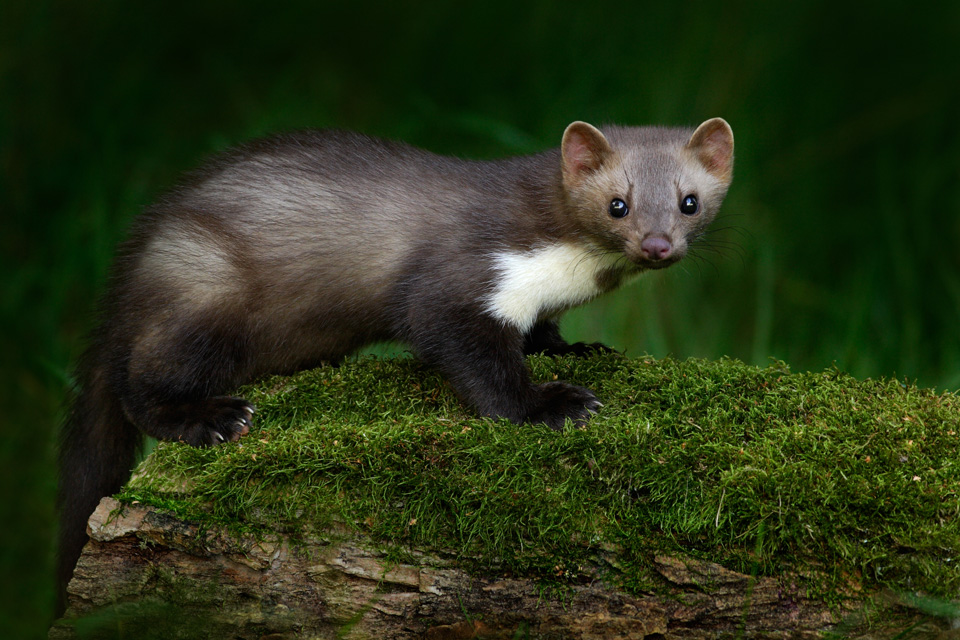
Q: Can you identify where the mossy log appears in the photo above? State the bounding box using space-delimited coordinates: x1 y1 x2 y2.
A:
51 496 845 639
51 355 960 638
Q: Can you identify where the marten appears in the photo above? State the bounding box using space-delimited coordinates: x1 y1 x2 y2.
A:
56 118 734 613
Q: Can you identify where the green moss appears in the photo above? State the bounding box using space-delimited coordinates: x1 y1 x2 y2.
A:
120 354 960 603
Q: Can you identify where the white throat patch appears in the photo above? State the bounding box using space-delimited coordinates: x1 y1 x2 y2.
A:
485 243 625 331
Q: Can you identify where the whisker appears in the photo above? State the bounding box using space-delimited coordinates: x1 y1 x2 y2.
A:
685 251 720 279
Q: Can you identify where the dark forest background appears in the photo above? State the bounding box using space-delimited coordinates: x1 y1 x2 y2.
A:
2 1 958 634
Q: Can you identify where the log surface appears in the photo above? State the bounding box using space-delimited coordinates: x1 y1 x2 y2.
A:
49 497 947 639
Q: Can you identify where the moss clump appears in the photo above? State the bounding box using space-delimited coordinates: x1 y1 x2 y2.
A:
121 354 960 603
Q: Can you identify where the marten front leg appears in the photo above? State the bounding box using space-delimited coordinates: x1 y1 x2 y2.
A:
411 309 602 429
522 319 616 357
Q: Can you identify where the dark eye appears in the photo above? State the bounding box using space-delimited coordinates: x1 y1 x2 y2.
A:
608 198 629 218
680 194 699 215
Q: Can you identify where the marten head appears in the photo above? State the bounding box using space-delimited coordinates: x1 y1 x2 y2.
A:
560 118 734 271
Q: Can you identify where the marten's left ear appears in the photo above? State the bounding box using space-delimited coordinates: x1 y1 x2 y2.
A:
562 121 613 186
687 118 734 183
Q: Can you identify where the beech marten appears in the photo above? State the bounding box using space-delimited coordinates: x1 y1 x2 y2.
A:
56 118 734 613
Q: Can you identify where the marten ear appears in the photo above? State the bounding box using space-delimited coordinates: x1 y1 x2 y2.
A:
562 121 613 186
687 118 734 183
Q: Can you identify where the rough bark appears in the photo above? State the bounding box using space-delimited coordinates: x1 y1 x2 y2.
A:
50 498 947 639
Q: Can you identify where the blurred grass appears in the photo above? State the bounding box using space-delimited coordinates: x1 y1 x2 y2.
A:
2 0 958 635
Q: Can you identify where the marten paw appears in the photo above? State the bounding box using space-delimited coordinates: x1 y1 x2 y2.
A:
527 382 602 430
177 396 256 447
556 341 621 358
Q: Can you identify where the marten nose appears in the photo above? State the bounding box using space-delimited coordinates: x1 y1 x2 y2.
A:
640 235 672 261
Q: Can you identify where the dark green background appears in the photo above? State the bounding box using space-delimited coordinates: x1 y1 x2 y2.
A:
2 0 958 634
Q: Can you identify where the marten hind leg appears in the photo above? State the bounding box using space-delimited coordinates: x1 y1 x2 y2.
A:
118 317 257 447
125 394 255 447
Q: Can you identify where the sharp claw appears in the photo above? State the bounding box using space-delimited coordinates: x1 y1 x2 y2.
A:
245 406 256 416
215 432 225 442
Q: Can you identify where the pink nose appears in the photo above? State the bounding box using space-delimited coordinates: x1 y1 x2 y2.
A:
640 236 672 261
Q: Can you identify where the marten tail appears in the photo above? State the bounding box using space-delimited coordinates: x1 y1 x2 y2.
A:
55 358 143 617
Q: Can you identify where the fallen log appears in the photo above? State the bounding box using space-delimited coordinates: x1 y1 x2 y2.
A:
51 355 960 637
54 497 847 638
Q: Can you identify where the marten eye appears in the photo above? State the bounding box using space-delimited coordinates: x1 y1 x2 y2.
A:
608 198 629 218
680 194 699 215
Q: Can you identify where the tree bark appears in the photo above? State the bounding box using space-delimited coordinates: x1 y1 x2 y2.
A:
50 498 946 639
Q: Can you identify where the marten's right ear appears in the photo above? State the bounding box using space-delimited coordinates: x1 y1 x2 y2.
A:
562 122 613 186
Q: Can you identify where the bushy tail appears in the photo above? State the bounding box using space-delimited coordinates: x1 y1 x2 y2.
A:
56 362 142 617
